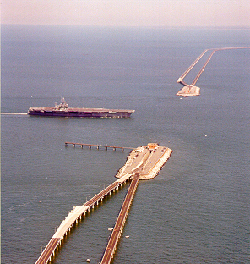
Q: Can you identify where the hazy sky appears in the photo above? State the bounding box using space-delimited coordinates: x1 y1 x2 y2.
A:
2 0 250 27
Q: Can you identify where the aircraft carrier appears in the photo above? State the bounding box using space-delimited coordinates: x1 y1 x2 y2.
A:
28 98 135 118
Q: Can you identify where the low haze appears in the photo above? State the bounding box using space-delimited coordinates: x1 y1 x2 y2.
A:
2 0 250 27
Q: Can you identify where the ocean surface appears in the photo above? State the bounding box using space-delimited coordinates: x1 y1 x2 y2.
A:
1 25 250 263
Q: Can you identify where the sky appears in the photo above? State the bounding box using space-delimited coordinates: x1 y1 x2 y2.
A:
1 0 250 27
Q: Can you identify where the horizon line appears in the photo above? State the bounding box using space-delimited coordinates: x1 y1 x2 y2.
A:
2 24 250 29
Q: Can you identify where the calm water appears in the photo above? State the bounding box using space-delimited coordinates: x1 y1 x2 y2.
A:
1 25 250 263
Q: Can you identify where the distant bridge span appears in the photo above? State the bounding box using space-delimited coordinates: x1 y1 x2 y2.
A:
177 47 250 87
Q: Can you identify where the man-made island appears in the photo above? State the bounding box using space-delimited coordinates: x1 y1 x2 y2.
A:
116 143 172 180
176 47 250 97
176 85 200 97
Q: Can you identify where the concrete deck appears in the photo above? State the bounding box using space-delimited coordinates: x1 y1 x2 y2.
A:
116 144 172 180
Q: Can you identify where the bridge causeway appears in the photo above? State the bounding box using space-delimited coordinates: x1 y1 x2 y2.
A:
35 173 132 264
177 46 250 88
100 173 140 264
35 143 172 263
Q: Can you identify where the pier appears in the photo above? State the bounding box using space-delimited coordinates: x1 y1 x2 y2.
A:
177 46 250 96
35 143 172 264
65 142 135 151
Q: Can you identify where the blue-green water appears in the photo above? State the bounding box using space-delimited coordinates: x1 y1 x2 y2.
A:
1 25 250 263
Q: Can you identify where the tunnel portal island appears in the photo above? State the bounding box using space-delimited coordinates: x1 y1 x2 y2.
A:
176 47 250 97
116 143 172 180
35 143 172 264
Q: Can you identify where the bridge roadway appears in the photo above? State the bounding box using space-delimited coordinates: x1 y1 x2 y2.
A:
35 173 132 264
191 49 216 86
100 173 140 264
177 47 250 88
177 49 209 85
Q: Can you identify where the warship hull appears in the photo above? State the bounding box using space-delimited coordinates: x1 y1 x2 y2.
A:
28 107 134 118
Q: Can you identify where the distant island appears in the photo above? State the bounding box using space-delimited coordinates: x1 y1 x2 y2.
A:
176 47 250 97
